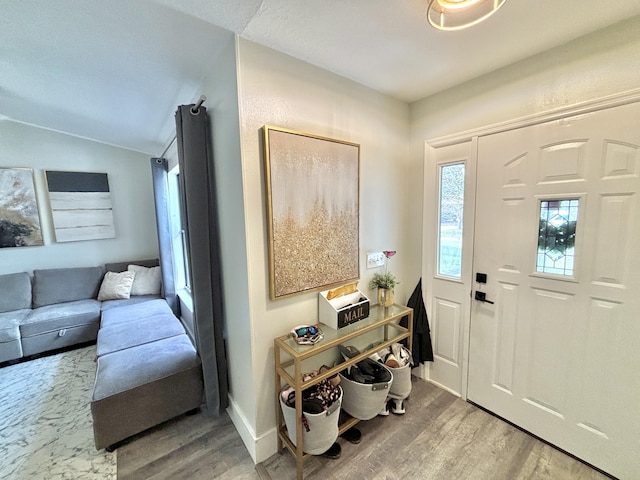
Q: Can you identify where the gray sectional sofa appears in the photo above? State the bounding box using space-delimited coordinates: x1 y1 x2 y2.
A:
0 259 159 363
0 260 204 452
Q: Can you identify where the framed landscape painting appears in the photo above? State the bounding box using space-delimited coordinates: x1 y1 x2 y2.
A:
263 126 360 300
45 171 116 242
0 167 44 248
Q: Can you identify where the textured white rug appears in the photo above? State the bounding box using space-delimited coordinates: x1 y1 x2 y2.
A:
0 345 116 479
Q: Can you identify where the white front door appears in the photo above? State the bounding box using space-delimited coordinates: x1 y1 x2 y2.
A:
467 101 640 479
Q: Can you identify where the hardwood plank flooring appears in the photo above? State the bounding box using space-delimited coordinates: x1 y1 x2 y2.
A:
117 378 613 480
117 410 260 480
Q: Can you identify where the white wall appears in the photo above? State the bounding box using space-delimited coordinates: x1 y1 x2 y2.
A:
233 38 412 462
0 120 159 274
411 16 640 142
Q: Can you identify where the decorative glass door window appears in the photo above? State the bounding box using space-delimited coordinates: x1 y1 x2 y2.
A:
437 163 465 278
537 199 579 276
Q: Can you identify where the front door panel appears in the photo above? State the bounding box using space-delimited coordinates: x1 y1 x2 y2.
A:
468 102 640 479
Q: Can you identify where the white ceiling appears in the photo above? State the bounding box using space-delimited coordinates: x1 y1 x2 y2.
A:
2 0 640 154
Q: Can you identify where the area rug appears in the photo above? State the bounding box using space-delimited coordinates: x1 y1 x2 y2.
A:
0 345 116 479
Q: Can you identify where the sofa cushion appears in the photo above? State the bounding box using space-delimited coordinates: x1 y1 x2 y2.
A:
92 334 200 401
97 271 135 301
100 295 162 311
100 299 173 327
0 272 32 313
127 264 162 296
21 299 101 337
0 339 22 363
104 259 159 273
96 313 185 357
32 267 104 308
0 310 29 343
91 333 203 450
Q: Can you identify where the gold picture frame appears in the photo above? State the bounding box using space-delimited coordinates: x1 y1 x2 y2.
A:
263 126 360 300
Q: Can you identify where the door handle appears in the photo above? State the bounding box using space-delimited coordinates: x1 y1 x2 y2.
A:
474 291 494 304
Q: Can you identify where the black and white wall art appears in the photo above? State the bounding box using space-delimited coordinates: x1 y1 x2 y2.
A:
0 167 44 248
45 171 115 242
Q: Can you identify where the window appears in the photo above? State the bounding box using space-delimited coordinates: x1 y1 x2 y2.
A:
168 168 191 291
437 163 465 278
536 199 579 276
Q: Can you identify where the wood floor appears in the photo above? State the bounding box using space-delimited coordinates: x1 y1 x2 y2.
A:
117 378 614 480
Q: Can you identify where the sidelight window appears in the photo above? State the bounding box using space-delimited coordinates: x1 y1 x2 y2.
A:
536 199 579 276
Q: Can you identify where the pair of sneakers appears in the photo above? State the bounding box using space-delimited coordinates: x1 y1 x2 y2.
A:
391 343 413 367
379 397 406 416
372 343 413 369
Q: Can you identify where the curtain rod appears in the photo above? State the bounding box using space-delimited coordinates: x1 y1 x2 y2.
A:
159 95 207 159
160 135 176 159
190 95 207 115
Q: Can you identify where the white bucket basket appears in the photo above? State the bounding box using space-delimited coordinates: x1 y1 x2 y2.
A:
387 362 412 399
280 386 342 455
339 365 393 420
387 347 412 400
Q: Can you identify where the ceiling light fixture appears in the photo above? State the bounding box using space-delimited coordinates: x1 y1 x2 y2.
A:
427 0 508 31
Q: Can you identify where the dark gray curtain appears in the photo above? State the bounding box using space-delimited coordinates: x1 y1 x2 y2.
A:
150 157 179 315
175 104 228 414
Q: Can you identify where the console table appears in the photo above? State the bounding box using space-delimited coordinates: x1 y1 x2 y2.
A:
274 304 414 480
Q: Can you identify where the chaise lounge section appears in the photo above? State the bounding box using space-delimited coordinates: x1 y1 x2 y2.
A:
91 298 203 451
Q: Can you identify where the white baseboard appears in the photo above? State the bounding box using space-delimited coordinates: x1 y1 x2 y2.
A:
226 395 278 464
412 363 463 398
427 378 462 398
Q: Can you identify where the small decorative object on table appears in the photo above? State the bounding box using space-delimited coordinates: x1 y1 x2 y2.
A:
290 325 323 345
369 250 398 307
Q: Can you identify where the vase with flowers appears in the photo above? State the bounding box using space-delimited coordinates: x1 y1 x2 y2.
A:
369 250 398 307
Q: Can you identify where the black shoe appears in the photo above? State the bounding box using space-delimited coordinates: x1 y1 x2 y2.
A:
321 442 341 459
339 345 361 361
340 427 361 444
349 365 372 384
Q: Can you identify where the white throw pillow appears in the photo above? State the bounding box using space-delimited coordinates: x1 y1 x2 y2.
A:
127 264 162 296
97 271 135 301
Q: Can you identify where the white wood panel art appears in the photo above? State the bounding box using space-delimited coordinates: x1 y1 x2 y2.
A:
45 171 115 242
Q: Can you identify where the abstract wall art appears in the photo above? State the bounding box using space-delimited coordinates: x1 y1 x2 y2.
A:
0 167 44 248
45 171 115 242
263 126 360 300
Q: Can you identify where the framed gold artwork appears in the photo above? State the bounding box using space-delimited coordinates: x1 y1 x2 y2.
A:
263 126 360 300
